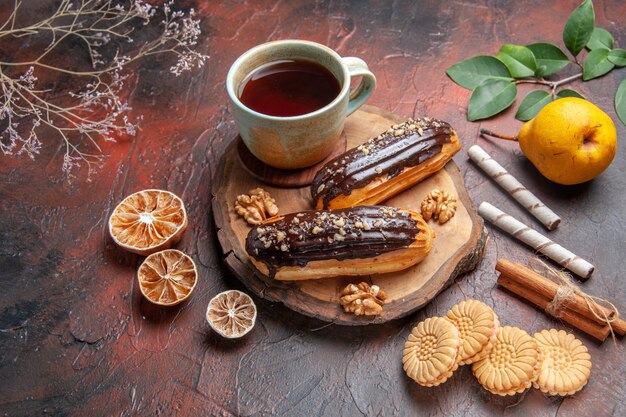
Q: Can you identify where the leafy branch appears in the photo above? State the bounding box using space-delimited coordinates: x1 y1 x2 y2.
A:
0 0 209 180
446 0 626 125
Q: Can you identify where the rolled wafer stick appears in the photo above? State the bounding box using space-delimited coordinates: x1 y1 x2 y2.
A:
478 202 594 278
468 145 561 230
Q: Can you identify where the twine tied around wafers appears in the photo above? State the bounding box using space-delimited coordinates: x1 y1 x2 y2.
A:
530 258 620 342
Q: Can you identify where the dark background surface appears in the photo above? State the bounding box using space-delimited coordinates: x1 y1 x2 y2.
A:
1 1 625 416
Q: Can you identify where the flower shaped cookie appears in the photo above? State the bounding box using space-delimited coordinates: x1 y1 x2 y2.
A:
445 300 500 365
403 317 461 387
533 329 592 396
472 326 540 396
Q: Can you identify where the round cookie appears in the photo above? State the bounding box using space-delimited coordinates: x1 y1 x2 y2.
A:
533 329 592 396
445 300 500 365
472 326 540 396
403 317 461 387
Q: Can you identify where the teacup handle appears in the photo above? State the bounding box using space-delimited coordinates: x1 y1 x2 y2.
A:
342 57 377 116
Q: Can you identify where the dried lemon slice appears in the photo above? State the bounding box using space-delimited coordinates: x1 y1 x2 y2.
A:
207 290 257 338
533 329 592 396
402 317 461 387
109 189 188 255
137 249 197 306
472 326 540 396
445 300 500 365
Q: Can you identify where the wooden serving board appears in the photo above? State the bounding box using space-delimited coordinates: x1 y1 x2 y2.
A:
211 105 486 325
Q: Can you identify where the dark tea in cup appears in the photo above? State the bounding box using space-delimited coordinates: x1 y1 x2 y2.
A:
238 59 341 117
227 40 376 168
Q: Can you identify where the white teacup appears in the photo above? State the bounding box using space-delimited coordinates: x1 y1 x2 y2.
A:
226 40 376 169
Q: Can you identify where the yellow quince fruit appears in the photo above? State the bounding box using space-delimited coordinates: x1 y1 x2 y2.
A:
518 97 617 185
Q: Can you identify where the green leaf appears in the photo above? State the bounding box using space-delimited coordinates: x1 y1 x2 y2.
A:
535 65 548 78
526 43 570 76
496 44 537 78
563 0 595 57
446 56 513 90
583 48 615 80
616 78 626 126
515 90 553 121
468 79 517 121
586 27 613 50
608 48 626 67
556 89 586 99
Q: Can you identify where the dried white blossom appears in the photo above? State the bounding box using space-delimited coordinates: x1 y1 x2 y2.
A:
0 0 209 180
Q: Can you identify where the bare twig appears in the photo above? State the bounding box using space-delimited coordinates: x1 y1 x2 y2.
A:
0 0 209 180
514 72 583 97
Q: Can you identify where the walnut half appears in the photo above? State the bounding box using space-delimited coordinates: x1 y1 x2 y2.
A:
235 188 279 225
420 189 457 224
340 282 387 316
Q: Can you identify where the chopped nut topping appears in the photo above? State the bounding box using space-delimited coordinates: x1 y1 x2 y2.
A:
280 244 288 252
362 221 371 231
417 127 424 136
354 221 364 229
373 220 383 228
379 207 395 217
317 184 325 193
276 231 286 242
333 233 345 241
340 282 387 316
235 188 279 225
375 167 383 175
333 217 345 227
420 188 457 224
312 226 324 234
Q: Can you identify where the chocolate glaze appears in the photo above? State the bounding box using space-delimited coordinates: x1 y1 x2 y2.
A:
311 117 455 208
245 206 420 278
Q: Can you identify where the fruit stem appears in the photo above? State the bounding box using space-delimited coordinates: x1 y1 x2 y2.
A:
480 128 518 141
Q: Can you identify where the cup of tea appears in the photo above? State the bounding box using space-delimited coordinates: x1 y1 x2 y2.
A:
226 40 376 169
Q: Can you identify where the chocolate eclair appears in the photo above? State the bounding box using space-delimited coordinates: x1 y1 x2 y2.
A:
245 205 434 281
311 117 461 209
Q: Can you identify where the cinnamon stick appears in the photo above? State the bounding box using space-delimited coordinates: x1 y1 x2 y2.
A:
496 259 626 334
495 259 626 340
497 273 610 341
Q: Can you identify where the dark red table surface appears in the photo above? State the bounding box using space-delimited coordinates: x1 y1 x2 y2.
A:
1 1 625 416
